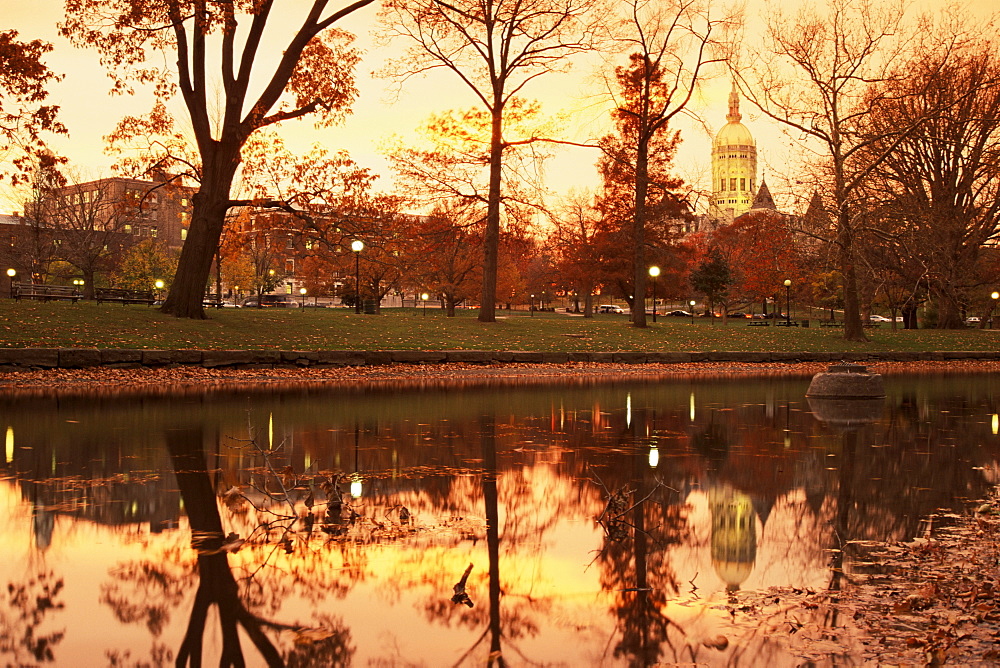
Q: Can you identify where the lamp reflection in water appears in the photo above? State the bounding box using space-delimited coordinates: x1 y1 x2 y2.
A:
352 422 363 498
648 445 659 468
5 426 12 464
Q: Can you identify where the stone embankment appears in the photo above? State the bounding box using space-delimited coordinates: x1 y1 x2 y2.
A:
0 348 998 371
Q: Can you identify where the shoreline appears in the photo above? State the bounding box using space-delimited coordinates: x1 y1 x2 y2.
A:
1 358 997 395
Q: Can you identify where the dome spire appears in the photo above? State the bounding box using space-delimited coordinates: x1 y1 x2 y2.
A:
727 81 742 123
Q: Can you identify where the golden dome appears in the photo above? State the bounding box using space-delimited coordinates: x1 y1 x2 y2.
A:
714 121 755 147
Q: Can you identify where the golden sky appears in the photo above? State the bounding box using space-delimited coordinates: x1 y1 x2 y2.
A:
3 0 997 216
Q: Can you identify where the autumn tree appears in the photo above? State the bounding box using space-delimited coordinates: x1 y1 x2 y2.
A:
712 209 800 315
241 135 403 310
0 30 64 185
112 239 179 294
599 0 730 327
379 0 606 323
61 0 374 318
549 192 603 317
737 0 959 341
859 46 1000 328
403 203 483 317
220 209 294 307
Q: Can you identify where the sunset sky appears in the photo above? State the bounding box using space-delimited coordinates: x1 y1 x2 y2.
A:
3 0 996 217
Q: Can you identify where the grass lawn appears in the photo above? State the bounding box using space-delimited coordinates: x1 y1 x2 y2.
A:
0 300 997 352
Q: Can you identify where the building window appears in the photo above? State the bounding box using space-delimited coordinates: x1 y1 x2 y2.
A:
181 229 187 241
730 178 737 191
151 226 158 238
740 178 746 191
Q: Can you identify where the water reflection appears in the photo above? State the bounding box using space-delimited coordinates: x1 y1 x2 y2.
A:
1 371 999 665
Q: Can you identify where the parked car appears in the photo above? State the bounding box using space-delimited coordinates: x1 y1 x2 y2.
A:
598 304 625 314
242 295 298 308
869 315 891 322
967 316 981 324
664 309 693 317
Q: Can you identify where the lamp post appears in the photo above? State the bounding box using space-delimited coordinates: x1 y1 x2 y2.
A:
154 279 164 302
72 278 84 296
351 240 364 313
648 266 660 323
530 294 535 317
783 279 792 326
421 292 429 316
988 291 1000 329
6 268 15 298
689 299 696 325
299 287 307 309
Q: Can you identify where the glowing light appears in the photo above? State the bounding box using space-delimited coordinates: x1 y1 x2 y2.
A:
993 414 998 436
350 475 363 498
648 446 659 468
626 393 632 428
689 392 696 421
268 413 274 449
5 426 12 464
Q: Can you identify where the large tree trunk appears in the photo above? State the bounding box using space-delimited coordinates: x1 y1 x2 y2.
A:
631 140 649 329
478 108 503 324
838 206 867 342
161 151 239 319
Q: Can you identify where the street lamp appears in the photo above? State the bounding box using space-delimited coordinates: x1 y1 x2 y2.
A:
299 286 307 309
421 292 429 316
351 240 364 313
6 268 15 299
530 294 535 317
783 279 792 326
988 291 1000 329
689 299 696 325
648 266 660 323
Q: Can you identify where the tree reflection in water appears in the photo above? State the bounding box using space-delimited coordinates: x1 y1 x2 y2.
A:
165 426 353 666
592 405 688 666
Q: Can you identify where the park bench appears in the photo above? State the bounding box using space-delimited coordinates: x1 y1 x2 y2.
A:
747 320 770 326
775 320 800 327
820 321 840 327
95 287 156 305
13 282 81 303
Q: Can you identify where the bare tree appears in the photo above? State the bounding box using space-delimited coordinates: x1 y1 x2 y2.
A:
736 0 957 341
62 0 376 318
3 155 63 282
39 175 139 296
378 0 606 323
860 45 1000 328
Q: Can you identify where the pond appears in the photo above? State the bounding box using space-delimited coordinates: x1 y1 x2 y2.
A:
2 369 999 666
